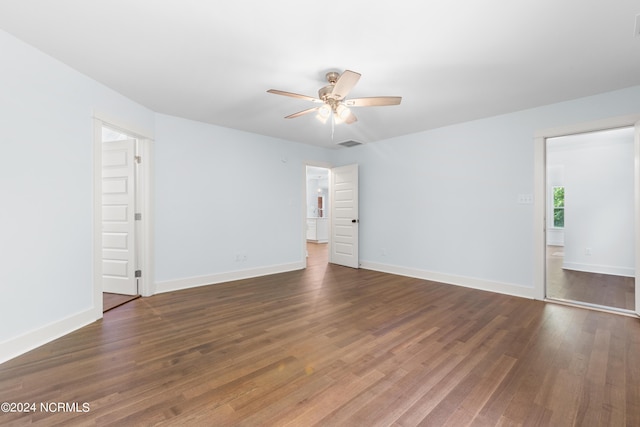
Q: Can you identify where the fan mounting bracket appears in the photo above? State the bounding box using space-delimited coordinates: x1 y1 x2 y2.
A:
325 71 340 84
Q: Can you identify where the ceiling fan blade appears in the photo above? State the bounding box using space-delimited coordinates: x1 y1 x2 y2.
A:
344 96 402 107
285 107 319 119
331 70 361 100
267 89 322 103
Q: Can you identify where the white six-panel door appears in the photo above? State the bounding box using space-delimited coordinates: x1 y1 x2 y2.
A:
330 164 359 268
102 139 137 295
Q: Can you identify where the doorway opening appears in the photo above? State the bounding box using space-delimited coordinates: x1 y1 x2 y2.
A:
93 118 153 316
304 163 360 269
545 126 636 314
101 125 141 311
305 165 330 266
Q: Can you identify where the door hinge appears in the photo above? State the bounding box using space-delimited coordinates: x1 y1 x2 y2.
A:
135 270 142 278
135 155 142 164
135 213 142 221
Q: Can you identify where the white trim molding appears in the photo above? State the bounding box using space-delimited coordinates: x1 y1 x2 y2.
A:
92 119 104 317
136 137 155 297
0 309 97 365
91 109 154 141
561 262 634 278
155 262 306 294
360 261 536 300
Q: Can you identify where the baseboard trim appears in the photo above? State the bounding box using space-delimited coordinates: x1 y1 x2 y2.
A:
562 261 634 277
155 261 306 294
0 308 97 365
360 261 536 300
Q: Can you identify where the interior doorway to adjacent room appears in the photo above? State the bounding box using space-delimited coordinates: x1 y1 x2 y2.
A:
545 126 636 313
94 120 153 314
305 165 330 267
304 163 359 269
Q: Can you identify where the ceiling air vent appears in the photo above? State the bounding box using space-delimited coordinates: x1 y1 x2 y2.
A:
338 140 362 148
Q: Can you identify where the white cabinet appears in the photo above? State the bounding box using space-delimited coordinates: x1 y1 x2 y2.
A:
306 217 328 242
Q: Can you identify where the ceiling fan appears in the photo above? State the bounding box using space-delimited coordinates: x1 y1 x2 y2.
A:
267 70 401 125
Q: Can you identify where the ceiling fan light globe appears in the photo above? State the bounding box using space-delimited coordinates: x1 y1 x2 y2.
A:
336 104 351 119
316 113 329 124
318 104 331 118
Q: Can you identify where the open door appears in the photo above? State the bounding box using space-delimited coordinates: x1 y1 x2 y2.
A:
330 164 359 268
101 139 138 295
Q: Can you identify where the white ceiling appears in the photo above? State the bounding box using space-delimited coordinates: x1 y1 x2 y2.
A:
1 1 639 149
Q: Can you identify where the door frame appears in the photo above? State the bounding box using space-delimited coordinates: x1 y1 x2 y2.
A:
93 116 154 318
303 161 333 267
533 113 640 315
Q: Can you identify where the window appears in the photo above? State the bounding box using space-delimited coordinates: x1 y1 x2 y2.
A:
553 186 564 228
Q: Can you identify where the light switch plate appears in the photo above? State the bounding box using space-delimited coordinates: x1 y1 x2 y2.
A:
517 194 533 204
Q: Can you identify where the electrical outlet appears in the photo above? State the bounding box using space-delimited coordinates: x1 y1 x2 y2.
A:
585 247 592 256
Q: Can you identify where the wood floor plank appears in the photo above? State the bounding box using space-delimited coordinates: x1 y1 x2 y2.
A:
546 245 635 311
1 244 639 426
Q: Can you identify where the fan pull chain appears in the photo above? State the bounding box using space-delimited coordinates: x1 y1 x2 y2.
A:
331 113 335 141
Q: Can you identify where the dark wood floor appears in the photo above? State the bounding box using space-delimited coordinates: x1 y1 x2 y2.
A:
546 246 635 311
1 243 639 426
103 292 140 312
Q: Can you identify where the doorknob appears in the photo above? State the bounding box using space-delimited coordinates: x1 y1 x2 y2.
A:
351 219 359 223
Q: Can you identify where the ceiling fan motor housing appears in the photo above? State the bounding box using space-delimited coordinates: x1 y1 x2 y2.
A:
318 85 335 102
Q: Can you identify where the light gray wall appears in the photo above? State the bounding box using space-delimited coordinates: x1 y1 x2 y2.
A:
548 130 634 276
0 29 155 356
335 86 640 296
153 114 332 288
